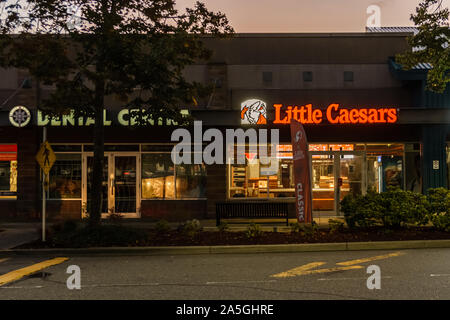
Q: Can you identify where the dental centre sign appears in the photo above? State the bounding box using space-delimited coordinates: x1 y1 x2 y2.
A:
273 103 398 124
12 108 189 127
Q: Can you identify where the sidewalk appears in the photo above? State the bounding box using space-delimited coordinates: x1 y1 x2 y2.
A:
0 223 40 250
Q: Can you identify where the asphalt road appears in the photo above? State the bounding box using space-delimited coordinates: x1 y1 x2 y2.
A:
0 248 449 300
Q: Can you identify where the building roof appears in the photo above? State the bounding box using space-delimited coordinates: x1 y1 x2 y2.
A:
366 26 418 34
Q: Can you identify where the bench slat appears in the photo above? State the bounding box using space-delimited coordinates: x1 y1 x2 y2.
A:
216 201 290 226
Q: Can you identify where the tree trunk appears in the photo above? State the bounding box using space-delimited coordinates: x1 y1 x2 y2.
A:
89 78 105 227
90 1 109 227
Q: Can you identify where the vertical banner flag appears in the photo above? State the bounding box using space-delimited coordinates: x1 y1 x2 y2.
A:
290 120 312 223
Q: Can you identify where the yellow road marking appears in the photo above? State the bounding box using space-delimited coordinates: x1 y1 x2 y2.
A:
0 257 69 286
0 258 10 264
336 251 405 266
289 265 364 276
271 251 406 278
271 262 326 278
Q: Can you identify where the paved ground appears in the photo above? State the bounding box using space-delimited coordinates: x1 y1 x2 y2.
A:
0 224 40 250
0 248 449 300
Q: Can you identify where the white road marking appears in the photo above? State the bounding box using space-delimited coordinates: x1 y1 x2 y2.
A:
317 276 392 281
0 285 44 289
206 280 277 285
80 283 161 287
430 274 450 277
0 280 279 289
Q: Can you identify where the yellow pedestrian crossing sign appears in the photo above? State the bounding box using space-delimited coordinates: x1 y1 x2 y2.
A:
36 141 56 175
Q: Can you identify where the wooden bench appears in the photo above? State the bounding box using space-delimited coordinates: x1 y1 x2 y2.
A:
215 201 290 226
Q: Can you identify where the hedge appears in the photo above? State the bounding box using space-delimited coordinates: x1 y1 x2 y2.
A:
340 187 450 231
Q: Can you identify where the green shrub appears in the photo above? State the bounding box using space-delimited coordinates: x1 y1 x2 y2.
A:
154 219 171 233
328 219 344 233
429 212 450 232
297 222 319 237
427 187 449 215
341 187 428 229
178 219 203 237
378 187 428 229
427 188 450 232
405 191 429 226
340 193 357 229
341 191 380 229
51 224 147 247
217 221 229 232
246 223 263 238
289 222 301 233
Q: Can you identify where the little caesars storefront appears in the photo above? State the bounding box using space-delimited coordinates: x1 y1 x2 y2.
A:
1 98 447 222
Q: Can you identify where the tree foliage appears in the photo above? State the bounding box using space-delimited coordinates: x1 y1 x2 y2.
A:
1 0 233 117
396 0 449 93
0 0 233 225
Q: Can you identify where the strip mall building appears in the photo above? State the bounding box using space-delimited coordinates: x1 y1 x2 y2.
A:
1 29 449 221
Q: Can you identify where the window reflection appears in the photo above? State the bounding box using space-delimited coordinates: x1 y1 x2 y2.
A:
49 154 82 199
0 144 17 198
141 152 206 199
142 153 175 199
229 144 295 199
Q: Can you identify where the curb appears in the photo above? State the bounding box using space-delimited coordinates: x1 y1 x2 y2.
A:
1 239 450 256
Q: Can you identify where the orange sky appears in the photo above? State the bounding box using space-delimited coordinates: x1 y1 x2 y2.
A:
177 0 449 32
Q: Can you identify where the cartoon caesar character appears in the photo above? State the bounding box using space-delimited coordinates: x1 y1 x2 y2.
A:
240 99 267 124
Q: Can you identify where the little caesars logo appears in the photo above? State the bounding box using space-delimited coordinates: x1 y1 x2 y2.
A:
240 99 267 125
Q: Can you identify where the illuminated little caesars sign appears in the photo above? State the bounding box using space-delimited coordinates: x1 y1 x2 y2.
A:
239 100 398 125
273 103 398 124
9 108 189 127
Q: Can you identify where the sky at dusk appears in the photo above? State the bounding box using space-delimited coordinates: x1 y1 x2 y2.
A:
177 0 450 32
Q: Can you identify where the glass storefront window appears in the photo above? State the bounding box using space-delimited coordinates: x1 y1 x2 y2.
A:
176 163 207 198
48 154 82 199
229 144 295 199
0 144 17 198
142 151 206 199
405 143 421 193
311 155 335 210
228 143 411 202
366 144 404 192
142 153 175 199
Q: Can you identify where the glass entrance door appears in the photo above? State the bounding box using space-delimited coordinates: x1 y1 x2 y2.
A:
338 153 363 213
310 151 364 215
83 153 140 218
113 156 137 214
311 153 335 212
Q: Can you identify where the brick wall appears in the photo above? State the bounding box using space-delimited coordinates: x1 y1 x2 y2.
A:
140 200 207 221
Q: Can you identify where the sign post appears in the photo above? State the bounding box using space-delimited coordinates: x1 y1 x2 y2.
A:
290 120 312 223
35 128 55 242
